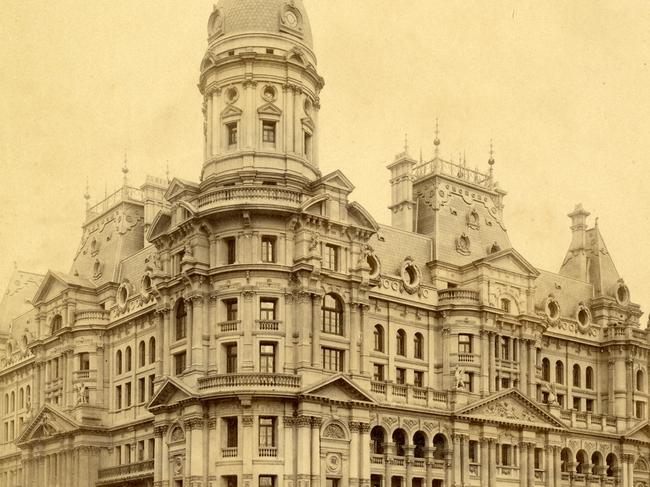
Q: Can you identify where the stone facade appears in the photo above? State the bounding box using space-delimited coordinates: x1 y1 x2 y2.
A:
0 1 649 487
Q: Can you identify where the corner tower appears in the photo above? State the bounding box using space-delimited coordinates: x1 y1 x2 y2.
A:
199 0 325 189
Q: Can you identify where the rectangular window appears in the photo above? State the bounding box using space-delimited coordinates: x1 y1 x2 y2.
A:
573 396 581 411
149 374 156 399
464 372 474 392
326 480 340 487
304 131 312 158
636 401 645 419
226 344 238 374
322 347 344 372
261 236 277 263
501 377 510 389
395 367 406 385
500 337 510 360
258 417 276 447
174 352 187 376
225 237 236 264
534 448 543 470
223 476 238 487
323 244 339 271
414 370 424 388
557 394 565 408
125 444 132 464
259 299 277 320
125 382 132 407
469 440 479 463
115 385 122 410
79 353 90 371
227 122 238 147
373 364 385 382
259 476 275 487
138 377 146 403
137 440 145 461
225 417 238 448
224 299 238 321
458 334 472 354
586 398 594 413
148 438 155 460
259 343 276 373
115 445 122 466
262 121 276 144
501 444 512 466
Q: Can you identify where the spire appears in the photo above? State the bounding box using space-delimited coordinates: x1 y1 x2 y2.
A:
433 118 440 158
488 139 495 179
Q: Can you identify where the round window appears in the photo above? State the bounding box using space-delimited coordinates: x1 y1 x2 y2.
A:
367 254 380 279
546 298 560 321
225 86 239 104
400 260 421 294
616 282 630 305
262 85 277 102
141 274 153 300
116 283 129 309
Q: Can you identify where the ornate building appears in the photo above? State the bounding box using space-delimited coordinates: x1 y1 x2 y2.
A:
1 1 649 487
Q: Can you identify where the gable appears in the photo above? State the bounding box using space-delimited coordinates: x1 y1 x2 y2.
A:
623 422 650 444
148 378 196 409
314 170 355 193
302 375 376 404
475 249 540 277
17 405 78 445
347 202 380 232
457 389 564 429
32 272 70 305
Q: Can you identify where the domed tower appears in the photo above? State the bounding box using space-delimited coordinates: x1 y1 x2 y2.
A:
199 0 324 189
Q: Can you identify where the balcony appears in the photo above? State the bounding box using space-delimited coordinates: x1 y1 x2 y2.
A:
256 319 281 331
222 447 238 458
197 373 301 395
258 447 278 457
369 381 448 408
196 185 303 212
75 310 110 326
437 289 480 305
219 320 240 333
97 460 154 485
457 353 478 364
73 369 97 382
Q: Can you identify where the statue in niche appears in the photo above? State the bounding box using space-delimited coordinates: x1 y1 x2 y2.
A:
542 382 559 406
454 365 466 389
74 382 89 404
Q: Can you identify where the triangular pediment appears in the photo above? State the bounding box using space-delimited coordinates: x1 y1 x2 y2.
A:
471 248 540 277
148 377 197 410
623 421 650 443
32 271 94 305
163 178 199 202
16 404 79 445
302 375 377 404
221 104 243 119
313 170 355 193
457 389 565 429
257 102 283 116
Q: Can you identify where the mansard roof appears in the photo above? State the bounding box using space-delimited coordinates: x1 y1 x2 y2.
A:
0 269 42 332
456 388 566 430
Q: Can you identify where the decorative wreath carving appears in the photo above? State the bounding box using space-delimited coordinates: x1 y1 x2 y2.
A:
400 258 421 294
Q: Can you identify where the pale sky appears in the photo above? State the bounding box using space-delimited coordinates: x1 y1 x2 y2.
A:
1 1 649 322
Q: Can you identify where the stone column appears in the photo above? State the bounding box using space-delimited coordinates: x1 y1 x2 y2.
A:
188 418 204 484
208 416 218 482
154 426 164 487
442 328 451 390
349 422 360 487
190 296 204 370
528 445 534 487
554 447 561 487
208 295 218 372
296 416 311 487
349 304 360 375
161 309 170 376
461 435 469 487
452 434 461 487
488 332 495 393
242 415 254 474
520 443 528 487
311 418 322 487
284 417 295 486
359 423 371 487
488 439 497 487
359 305 369 375
527 340 536 396
311 293 322 367
186 297 194 368
480 438 489 487
211 88 221 155
626 360 634 419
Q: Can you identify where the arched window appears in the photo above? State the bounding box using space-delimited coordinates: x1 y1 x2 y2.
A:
573 364 581 388
556 360 564 384
576 450 588 474
592 452 604 475
321 294 343 335
414 333 424 359
149 337 156 364
585 366 594 390
175 299 187 340
374 325 384 352
51 314 63 334
606 453 617 477
139 341 146 368
125 346 132 372
637 370 645 391
116 350 123 375
25 386 30 406
542 358 551 381
396 329 406 356
370 426 386 454
10 391 15 412
432 433 448 460
413 431 426 458
4 394 7 414
392 429 406 457
19 388 24 409
560 448 572 473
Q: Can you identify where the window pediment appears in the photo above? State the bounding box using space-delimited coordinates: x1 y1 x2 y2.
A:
257 102 283 117
221 105 243 119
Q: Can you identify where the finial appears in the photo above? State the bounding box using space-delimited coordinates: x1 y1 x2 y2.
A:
83 178 90 209
488 139 495 166
433 118 440 157
122 149 129 186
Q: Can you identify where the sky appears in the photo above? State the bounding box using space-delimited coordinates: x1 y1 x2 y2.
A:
0 0 649 322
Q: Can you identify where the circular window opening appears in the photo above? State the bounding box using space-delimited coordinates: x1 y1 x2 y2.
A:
367 254 380 279
546 299 560 320
262 85 277 102
226 87 239 104
616 284 629 305
405 265 417 285
117 284 129 308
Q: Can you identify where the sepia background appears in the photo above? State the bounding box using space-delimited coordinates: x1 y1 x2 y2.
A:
1 0 649 322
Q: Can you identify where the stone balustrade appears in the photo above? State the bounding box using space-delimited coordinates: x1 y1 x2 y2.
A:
437 288 480 304
197 373 301 394
97 460 154 485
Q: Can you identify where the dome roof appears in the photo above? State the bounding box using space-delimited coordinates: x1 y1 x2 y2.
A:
209 0 313 48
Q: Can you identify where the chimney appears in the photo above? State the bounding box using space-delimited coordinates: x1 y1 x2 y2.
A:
387 150 416 232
